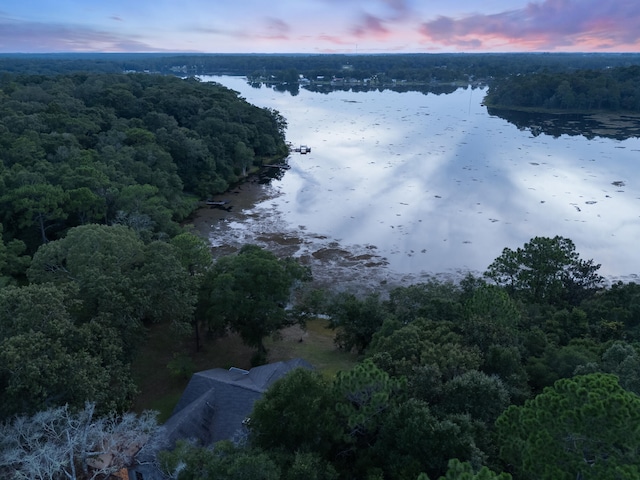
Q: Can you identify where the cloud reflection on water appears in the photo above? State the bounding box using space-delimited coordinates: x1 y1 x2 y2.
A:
203 76 640 281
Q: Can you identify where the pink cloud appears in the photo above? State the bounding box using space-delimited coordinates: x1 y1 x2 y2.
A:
418 0 640 51
351 13 389 38
317 34 352 45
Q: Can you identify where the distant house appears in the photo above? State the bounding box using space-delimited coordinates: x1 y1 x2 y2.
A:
129 358 313 480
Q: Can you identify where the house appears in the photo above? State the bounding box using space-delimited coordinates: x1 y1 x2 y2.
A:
164 358 313 446
128 358 313 480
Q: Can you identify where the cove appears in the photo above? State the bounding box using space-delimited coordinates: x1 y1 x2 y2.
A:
194 75 640 288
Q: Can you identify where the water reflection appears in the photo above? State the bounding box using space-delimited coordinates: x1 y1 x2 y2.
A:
302 83 462 96
488 107 640 141
248 80 466 96
200 76 640 284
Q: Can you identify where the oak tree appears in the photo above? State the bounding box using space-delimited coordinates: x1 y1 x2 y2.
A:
199 244 310 354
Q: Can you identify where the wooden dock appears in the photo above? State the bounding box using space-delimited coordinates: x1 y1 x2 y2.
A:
263 164 291 170
293 145 311 154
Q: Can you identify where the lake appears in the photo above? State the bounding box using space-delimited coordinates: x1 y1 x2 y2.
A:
196 75 640 290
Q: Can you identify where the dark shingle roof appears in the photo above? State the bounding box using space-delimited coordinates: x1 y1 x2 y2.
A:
162 358 313 447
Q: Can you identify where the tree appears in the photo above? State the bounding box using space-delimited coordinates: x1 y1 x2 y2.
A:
198 244 310 355
135 240 197 329
326 292 388 354
1 182 69 245
170 231 213 277
159 440 280 480
28 223 196 331
368 318 482 380
386 280 464 324
0 402 161 480
461 284 520 352
485 236 603 306
169 231 213 349
439 371 510 424
332 359 405 476
496 373 640 480
432 459 512 480
27 223 146 320
0 223 30 285
373 400 483 480
0 72 288 259
526 340 600 392
579 281 640 342
0 283 136 417
66 186 106 225
575 342 640 396
249 368 339 457
283 452 338 480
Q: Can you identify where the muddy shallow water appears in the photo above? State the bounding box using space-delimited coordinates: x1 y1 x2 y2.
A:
190 76 640 291
191 179 441 293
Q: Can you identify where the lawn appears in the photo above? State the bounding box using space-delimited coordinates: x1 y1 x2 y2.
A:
131 318 358 422
265 320 358 378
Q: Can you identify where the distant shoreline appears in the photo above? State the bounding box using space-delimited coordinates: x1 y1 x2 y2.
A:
484 102 640 117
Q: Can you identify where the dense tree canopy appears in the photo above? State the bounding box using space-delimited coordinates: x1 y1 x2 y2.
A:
159 440 282 480
125 232 640 479
484 66 640 112
0 72 287 258
0 283 135 417
0 223 30 285
0 223 208 417
496 373 640 480
249 368 339 456
27 224 196 333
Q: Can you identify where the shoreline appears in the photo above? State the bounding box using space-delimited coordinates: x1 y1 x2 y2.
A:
187 174 639 295
188 175 482 295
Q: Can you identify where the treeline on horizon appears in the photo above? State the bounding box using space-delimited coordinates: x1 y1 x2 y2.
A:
0 72 288 254
2 52 640 83
3 52 640 115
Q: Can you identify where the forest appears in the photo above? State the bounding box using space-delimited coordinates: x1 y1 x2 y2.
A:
0 72 288 255
0 57 640 480
483 65 640 112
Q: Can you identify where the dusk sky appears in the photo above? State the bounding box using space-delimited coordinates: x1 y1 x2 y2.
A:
1 0 639 54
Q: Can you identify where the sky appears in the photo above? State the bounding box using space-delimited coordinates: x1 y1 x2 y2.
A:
0 0 639 54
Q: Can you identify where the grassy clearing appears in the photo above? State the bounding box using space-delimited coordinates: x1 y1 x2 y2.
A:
265 319 358 377
131 319 358 422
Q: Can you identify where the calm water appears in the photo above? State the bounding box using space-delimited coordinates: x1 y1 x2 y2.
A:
199 76 640 286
